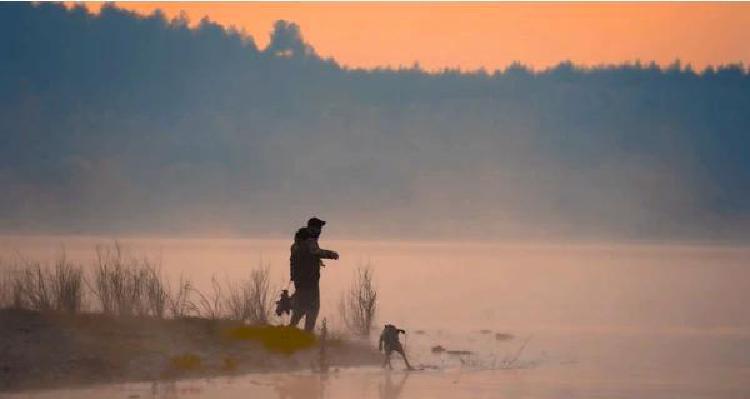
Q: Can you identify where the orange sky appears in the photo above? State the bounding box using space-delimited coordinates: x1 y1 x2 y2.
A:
81 2 750 71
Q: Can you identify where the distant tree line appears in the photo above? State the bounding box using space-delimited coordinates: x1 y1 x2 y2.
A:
1 2 749 241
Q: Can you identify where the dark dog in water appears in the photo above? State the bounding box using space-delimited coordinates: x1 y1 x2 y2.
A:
379 324 414 370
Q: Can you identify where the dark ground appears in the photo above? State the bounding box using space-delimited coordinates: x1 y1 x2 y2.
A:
0 309 380 392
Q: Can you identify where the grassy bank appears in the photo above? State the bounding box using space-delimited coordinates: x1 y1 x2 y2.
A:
0 244 381 391
0 308 380 391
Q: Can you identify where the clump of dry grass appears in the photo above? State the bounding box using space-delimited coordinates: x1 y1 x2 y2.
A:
224 264 275 324
224 279 247 321
191 276 224 320
339 265 377 336
0 254 84 313
50 255 85 313
143 263 168 318
166 275 194 318
245 265 274 324
1 263 26 310
89 243 167 317
18 262 54 312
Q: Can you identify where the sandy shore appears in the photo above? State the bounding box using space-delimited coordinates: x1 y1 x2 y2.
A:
0 309 380 392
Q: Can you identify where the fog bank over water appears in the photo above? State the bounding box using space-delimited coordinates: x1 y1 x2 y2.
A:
2 3 750 241
3 236 750 333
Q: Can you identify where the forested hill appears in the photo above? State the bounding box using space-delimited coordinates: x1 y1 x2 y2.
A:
2 2 749 241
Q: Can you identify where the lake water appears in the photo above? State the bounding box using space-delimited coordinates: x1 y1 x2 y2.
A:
2 235 750 398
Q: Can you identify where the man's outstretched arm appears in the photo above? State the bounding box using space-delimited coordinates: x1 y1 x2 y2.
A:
307 239 339 260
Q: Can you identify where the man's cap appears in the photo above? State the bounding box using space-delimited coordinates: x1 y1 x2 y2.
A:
307 217 326 227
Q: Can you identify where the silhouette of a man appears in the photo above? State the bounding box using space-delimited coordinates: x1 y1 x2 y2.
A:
289 217 339 332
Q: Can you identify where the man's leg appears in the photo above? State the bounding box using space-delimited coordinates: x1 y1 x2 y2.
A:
303 285 320 333
289 286 307 328
289 307 304 327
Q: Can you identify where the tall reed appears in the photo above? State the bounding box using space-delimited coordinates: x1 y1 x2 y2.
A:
339 265 377 336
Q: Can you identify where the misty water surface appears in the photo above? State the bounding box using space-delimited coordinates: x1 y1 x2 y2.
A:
2 236 749 398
